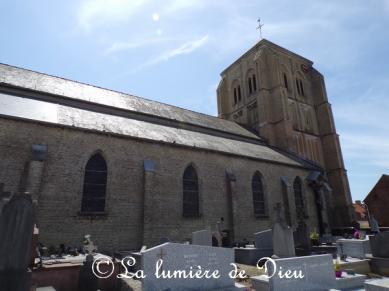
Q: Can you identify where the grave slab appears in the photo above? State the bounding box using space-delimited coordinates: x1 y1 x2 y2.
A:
336 239 370 259
365 278 389 291
251 254 336 291
141 242 236 291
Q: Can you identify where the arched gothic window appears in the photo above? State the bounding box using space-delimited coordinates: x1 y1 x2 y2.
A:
232 80 242 105
81 153 107 213
252 171 266 216
183 165 199 217
283 73 289 89
247 71 258 95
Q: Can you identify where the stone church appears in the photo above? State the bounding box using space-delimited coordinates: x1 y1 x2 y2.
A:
0 39 353 251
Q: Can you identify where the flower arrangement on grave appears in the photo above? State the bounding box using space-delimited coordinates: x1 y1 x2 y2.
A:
334 258 342 278
310 230 320 246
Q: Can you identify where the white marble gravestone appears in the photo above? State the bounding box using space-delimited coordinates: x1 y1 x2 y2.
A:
141 243 237 291
251 254 336 291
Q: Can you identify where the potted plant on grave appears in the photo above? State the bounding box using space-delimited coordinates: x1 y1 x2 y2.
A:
310 230 320 246
334 258 342 278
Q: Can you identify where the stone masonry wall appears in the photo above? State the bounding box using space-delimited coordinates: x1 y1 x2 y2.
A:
0 117 319 251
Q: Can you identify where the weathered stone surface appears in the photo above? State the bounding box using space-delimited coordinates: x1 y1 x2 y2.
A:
0 115 319 251
272 222 295 258
336 239 370 259
370 232 389 258
0 192 34 291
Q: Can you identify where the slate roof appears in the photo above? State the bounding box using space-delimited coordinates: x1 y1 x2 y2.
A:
0 63 259 141
0 63 306 168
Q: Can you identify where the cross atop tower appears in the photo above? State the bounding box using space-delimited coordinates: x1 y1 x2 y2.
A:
257 18 264 39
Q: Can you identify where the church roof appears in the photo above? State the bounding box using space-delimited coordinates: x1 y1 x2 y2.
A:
0 63 306 168
0 63 259 142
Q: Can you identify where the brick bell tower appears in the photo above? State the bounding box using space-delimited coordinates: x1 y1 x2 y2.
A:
217 39 355 228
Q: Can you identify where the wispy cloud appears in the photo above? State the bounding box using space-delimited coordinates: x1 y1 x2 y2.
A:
137 35 209 69
77 0 149 31
105 37 170 54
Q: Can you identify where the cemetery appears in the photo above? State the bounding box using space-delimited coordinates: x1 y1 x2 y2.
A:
1 190 389 291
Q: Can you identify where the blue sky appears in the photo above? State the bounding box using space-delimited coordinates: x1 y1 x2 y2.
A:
1 0 388 201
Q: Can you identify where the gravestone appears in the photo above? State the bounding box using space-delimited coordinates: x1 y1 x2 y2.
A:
336 239 370 259
335 273 367 290
192 229 212 246
141 242 236 291
254 229 273 251
251 254 336 291
78 254 98 291
0 192 35 291
370 232 389 258
369 232 389 276
272 204 295 258
235 229 274 265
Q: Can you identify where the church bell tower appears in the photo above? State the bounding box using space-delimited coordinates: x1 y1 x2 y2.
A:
217 39 355 228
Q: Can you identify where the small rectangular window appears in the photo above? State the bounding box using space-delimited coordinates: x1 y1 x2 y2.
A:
233 88 237 104
253 74 257 91
238 85 242 101
283 73 288 89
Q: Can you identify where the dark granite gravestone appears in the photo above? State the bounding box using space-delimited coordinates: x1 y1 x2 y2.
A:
370 232 389 258
369 232 389 276
0 192 35 291
254 229 273 251
235 229 274 265
78 254 98 291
